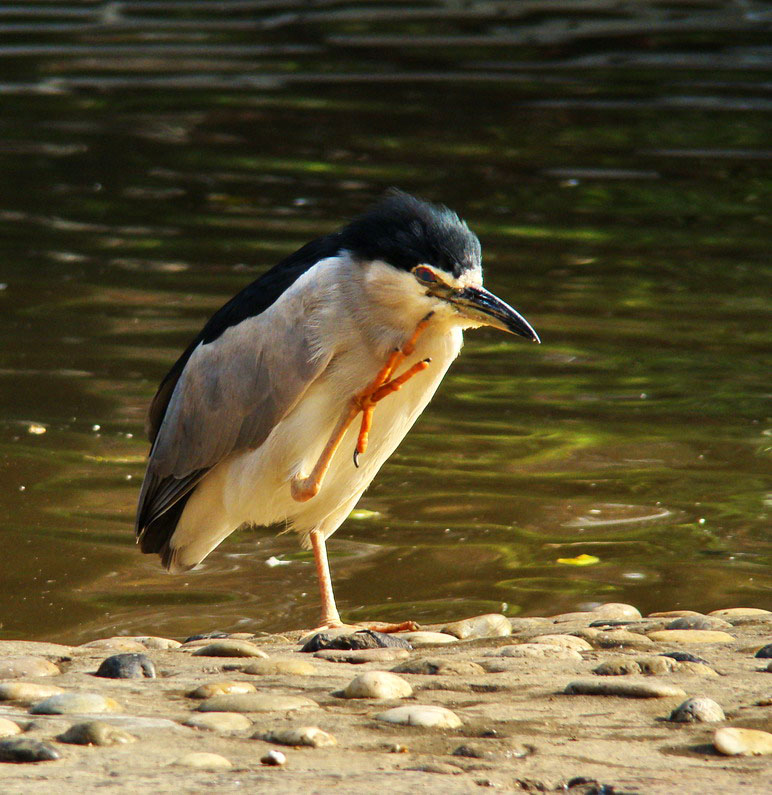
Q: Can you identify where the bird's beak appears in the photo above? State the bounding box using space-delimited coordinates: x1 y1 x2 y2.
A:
447 285 540 342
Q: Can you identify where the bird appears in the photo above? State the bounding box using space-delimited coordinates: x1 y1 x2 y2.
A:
135 190 539 632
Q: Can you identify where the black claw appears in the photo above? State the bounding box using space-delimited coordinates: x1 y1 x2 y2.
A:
353 450 360 468
423 357 432 364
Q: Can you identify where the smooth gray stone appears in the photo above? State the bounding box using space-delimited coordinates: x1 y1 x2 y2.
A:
30 692 121 715
0 737 60 762
95 653 156 679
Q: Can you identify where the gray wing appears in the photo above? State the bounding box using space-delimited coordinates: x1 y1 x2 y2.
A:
136 303 331 539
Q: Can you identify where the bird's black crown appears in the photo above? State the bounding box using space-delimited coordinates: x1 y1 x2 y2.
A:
340 190 482 278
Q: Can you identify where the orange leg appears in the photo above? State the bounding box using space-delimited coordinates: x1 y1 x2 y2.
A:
291 312 434 501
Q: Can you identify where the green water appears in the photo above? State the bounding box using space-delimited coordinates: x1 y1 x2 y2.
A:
0 1 769 642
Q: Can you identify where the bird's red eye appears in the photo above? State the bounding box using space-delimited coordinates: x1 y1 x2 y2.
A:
414 266 437 284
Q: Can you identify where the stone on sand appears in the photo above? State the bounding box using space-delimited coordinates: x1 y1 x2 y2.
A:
192 640 268 658
441 614 511 640
342 671 413 699
713 727 772 756
375 705 462 728
262 726 337 748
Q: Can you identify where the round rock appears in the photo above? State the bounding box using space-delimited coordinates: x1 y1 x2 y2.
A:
192 640 268 658
564 679 686 698
709 608 771 618
57 720 136 746
0 738 60 763
129 636 181 650
714 727 772 756
669 697 725 723
392 658 486 676
647 630 734 644
754 644 772 659
441 613 511 640
531 634 593 651
241 659 318 676
492 643 582 661
188 681 257 699
0 718 22 738
95 653 156 679
184 712 252 732
591 603 642 620
78 638 147 653
261 749 287 766
0 656 60 679
375 705 462 728
0 683 65 704
198 693 316 713
342 671 413 699
176 752 232 769
262 726 337 748
30 692 121 715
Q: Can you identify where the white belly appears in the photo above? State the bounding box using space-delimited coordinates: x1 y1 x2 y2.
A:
226 323 463 541
168 321 463 568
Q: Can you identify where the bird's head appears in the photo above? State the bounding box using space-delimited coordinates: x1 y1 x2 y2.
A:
341 190 540 343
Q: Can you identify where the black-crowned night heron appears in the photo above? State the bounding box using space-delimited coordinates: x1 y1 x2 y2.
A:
136 190 539 631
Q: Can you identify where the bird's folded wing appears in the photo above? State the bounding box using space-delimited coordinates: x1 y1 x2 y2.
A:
136 300 332 534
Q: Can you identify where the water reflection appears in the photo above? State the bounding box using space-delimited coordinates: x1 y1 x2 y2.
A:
0 1 769 643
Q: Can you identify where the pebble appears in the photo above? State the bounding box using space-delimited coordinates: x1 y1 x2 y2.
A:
57 720 137 746
393 631 456 646
192 640 268 658
30 692 122 715
197 693 317 713
183 712 252 732
301 630 412 653
677 662 719 677
713 727 772 756
188 681 257 698
375 704 462 728
647 630 734 644
129 636 182 650
666 616 732 631
313 648 409 665
262 726 337 748
241 659 318 675
391 658 486 676
579 628 655 651
95 653 156 679
564 679 686 698
593 659 643 676
261 749 287 766
341 671 413 699
709 607 771 618
754 644 772 659
531 634 593 651
490 644 582 661
669 697 725 723
0 718 22 738
0 682 65 704
441 613 511 640
590 603 643 620
0 737 60 763
176 752 232 769
78 638 148 653
0 656 60 679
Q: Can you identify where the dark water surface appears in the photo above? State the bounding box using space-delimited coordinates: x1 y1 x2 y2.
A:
0 1 770 643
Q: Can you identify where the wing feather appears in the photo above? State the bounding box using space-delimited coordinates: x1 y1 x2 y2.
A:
136 272 333 545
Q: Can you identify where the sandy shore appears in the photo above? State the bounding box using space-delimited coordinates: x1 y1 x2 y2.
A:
0 604 770 793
